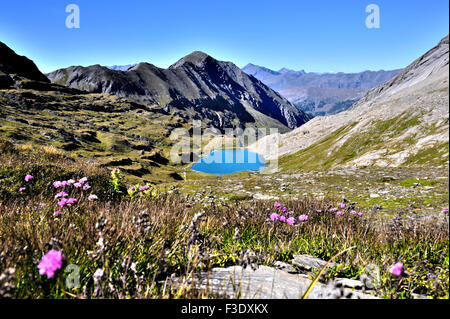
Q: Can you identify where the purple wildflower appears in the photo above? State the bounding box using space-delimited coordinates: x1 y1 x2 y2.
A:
390 262 404 277
19 187 26 192
443 208 449 213
279 216 286 222
25 174 33 182
281 207 288 213
357 212 363 217
139 185 150 191
336 211 343 217
329 208 338 213
286 217 296 225
274 202 281 209
37 249 64 278
350 210 357 215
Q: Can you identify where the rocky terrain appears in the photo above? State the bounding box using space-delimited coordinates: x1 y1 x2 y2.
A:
251 35 449 169
47 51 311 131
242 63 400 116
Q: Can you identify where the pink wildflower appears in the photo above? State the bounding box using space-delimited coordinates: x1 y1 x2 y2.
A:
389 262 404 277
19 187 26 192
350 210 357 215
79 177 88 184
61 181 68 187
279 216 286 222
298 214 308 222
55 191 68 199
88 194 98 201
270 213 280 221
130 185 136 192
83 184 91 191
336 211 343 217
67 179 75 185
286 217 296 225
53 211 62 217
53 181 62 188
358 212 363 217
139 185 150 191
274 202 281 209
316 209 322 213
67 198 77 205
37 249 64 278
73 182 82 188
57 198 69 207
25 174 33 182
329 208 338 213
339 202 346 209
281 207 287 213
443 208 449 213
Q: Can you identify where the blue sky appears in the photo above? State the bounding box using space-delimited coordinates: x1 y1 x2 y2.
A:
0 0 448 73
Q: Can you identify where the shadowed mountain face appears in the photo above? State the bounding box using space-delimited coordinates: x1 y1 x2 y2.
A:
0 42 50 88
47 51 311 131
242 63 400 116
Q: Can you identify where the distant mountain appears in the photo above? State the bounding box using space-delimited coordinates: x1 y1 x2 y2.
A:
252 35 449 169
106 64 136 71
47 52 311 131
242 63 400 116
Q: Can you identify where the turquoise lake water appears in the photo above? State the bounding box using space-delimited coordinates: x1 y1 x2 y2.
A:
191 149 266 175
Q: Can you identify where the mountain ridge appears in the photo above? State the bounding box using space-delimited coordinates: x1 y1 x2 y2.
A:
242 63 401 116
47 51 311 131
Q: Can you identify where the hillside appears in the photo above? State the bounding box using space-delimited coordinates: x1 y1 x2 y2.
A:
47 51 311 131
250 35 449 170
0 40 194 183
242 63 400 116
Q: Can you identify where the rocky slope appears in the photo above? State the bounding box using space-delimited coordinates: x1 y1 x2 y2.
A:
243 63 400 116
251 35 449 169
47 52 311 131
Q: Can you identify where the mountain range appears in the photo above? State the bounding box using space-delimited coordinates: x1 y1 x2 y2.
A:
47 52 311 132
251 35 449 169
242 63 401 116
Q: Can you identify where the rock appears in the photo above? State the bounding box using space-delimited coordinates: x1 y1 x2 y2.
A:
370 193 380 198
291 254 336 273
273 261 297 273
333 278 364 290
170 265 378 299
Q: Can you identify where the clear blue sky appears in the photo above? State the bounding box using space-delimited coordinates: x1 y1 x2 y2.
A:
0 0 448 73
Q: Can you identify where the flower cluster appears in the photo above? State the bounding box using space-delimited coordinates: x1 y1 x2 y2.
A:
51 176 97 216
327 203 363 218
18 174 34 192
270 202 309 226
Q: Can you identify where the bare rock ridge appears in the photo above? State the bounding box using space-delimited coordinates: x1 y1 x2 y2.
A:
242 63 401 116
47 51 311 131
252 35 449 168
